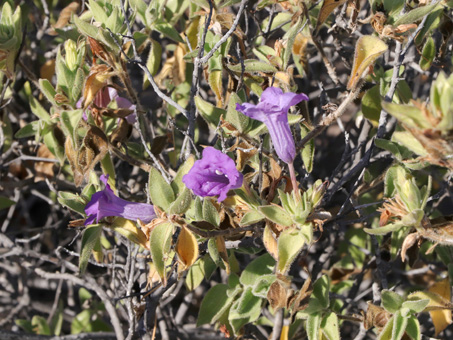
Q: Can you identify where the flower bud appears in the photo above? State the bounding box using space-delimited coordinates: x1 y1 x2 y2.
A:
64 39 78 71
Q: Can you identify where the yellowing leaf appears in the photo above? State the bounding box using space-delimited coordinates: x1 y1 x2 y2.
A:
263 224 278 260
280 324 289 340
176 226 199 270
429 278 452 336
208 70 223 107
315 0 348 32
347 36 388 90
111 217 149 249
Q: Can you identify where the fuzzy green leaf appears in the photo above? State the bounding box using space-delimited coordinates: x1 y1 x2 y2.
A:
259 205 293 227
277 227 305 274
149 222 174 285
79 225 102 275
197 284 233 325
148 167 175 212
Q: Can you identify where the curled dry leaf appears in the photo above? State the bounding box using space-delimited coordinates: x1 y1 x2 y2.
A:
364 302 392 331
65 125 109 186
82 65 117 109
34 144 56 182
315 0 348 33
267 279 290 311
48 2 79 35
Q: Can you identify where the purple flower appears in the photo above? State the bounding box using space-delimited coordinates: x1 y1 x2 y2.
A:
85 175 156 225
182 147 243 202
236 87 309 164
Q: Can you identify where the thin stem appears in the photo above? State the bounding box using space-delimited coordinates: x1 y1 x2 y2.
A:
288 161 300 199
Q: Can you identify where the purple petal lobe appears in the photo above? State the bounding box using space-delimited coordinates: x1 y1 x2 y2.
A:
183 147 243 202
84 175 156 225
235 87 309 164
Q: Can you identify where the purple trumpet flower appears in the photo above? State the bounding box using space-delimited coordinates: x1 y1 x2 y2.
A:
85 175 156 225
182 147 243 202
236 87 309 164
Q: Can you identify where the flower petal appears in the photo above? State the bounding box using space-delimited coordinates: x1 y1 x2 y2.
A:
183 147 243 202
265 115 296 163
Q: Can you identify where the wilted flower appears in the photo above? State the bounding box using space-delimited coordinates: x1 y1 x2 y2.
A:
183 147 243 202
236 87 308 164
77 87 137 124
85 175 156 225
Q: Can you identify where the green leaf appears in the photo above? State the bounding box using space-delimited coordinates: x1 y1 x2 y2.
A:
282 17 303 69
240 210 264 226
384 165 402 197
259 205 293 227
277 227 305 274
185 254 217 291
71 310 92 334
15 319 34 333
0 196 16 210
240 253 275 286
229 59 278 74
31 315 51 335
415 9 443 45
229 287 262 333
382 102 426 129
375 138 412 161
171 155 195 195
362 85 382 122
197 284 234 326
393 3 443 26
306 312 322 340
381 290 404 313
153 19 185 43
29 96 51 123
405 316 421 340
72 68 84 104
225 92 252 133
202 198 220 227
79 225 102 275
402 299 430 314
207 238 224 269
58 191 86 215
39 79 57 106
149 221 174 285
148 167 175 212
378 315 394 340
195 95 226 128
300 124 315 173
60 110 83 146
364 223 404 235
72 15 119 53
168 187 192 215
391 311 408 340
321 312 340 340
252 274 277 298
15 121 40 138
88 0 108 24
420 36 435 71
50 301 64 336
313 275 331 309
392 131 427 157
143 39 162 88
